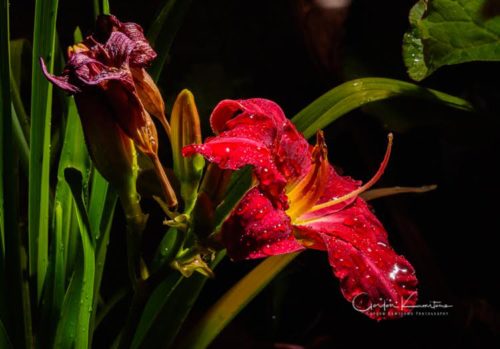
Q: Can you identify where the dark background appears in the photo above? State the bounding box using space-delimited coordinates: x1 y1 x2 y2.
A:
11 0 500 348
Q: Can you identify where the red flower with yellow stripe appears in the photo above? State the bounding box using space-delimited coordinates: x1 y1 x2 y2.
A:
183 98 418 320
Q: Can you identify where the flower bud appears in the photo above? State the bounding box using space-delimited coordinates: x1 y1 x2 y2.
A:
171 89 205 211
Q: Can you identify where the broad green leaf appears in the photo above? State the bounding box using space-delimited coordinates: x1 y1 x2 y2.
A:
29 0 59 301
180 253 299 349
403 0 500 81
54 168 96 349
292 77 473 139
147 0 193 81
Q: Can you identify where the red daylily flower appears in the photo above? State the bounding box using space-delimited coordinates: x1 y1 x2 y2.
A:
183 99 418 320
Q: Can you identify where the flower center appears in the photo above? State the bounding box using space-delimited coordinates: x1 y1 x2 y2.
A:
287 133 393 223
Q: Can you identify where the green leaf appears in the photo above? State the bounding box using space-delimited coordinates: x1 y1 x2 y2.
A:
291 77 473 139
54 168 96 349
131 252 225 349
130 273 183 349
0 319 13 349
403 0 500 81
52 96 90 294
147 0 193 81
180 253 300 349
88 171 118 338
1 1 32 347
93 0 110 18
9 39 31 143
29 0 59 301
214 167 253 228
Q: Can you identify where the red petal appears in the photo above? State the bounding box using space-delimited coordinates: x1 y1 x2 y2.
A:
212 99 311 181
295 198 417 320
95 14 157 66
40 58 81 93
222 188 304 260
183 137 288 206
210 98 287 134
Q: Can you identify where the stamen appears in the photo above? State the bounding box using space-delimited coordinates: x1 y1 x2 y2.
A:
307 133 393 213
361 184 437 201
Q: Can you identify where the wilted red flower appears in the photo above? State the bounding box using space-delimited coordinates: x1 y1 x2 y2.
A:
183 99 418 320
41 15 176 207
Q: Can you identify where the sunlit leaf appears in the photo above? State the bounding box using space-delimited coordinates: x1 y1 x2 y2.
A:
403 0 500 81
292 77 472 139
53 168 95 349
29 0 60 301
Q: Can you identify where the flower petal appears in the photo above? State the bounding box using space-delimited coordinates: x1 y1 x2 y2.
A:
295 198 417 320
222 188 304 260
206 98 311 181
210 98 287 135
183 137 288 206
102 79 158 156
95 14 156 66
39 58 81 93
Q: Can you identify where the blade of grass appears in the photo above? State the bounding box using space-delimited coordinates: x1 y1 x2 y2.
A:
29 0 60 301
292 77 473 139
180 253 300 349
1 0 32 346
147 0 193 81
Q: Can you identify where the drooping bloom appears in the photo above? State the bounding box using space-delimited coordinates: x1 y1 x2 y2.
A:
41 15 176 207
183 99 418 320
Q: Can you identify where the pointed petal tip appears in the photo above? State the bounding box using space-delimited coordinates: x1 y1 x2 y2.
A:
39 57 81 93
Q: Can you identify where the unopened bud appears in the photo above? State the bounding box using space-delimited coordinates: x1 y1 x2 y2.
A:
171 89 205 212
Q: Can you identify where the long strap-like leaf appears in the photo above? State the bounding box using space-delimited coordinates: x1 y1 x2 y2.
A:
147 0 193 81
29 0 60 301
292 77 472 139
1 0 32 347
53 168 96 349
180 253 299 349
